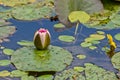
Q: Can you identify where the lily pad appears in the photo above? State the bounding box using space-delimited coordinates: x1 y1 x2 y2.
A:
58 35 75 42
85 63 118 80
0 60 11 66
0 70 10 77
90 34 105 40
37 75 53 80
111 52 120 70
90 40 100 44
17 40 34 46
11 45 73 72
54 23 65 28
3 48 14 55
55 63 118 80
54 69 85 80
80 42 92 47
0 0 36 7
12 4 51 20
97 31 105 35
89 46 97 50
68 11 90 23
114 33 120 41
74 66 85 72
76 54 86 60
0 26 16 43
21 75 36 80
10 70 28 77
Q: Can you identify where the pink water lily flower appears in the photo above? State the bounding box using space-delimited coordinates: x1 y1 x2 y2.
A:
33 28 51 50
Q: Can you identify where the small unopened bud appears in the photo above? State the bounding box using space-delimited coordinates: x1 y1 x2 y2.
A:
33 28 51 50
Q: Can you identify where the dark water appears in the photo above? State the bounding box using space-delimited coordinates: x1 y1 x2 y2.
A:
1 18 120 74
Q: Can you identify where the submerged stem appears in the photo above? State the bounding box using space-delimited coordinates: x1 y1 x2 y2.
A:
74 22 79 35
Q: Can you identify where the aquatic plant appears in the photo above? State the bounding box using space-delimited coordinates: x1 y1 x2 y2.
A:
54 63 118 80
33 28 51 50
11 45 73 72
0 20 16 43
111 52 120 71
80 31 105 50
106 34 117 58
68 11 90 35
54 0 103 26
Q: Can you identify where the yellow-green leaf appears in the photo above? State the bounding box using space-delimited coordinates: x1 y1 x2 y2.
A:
68 11 90 23
0 70 10 77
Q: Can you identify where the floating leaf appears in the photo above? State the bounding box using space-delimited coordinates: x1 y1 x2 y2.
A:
58 35 75 42
10 70 28 77
68 11 90 23
89 46 97 50
12 4 51 20
0 26 16 43
74 66 85 72
17 40 34 46
80 42 92 47
0 70 10 77
21 75 36 80
0 60 11 66
37 75 53 80
111 52 120 70
85 63 118 80
76 54 86 60
55 63 118 80
96 31 105 35
90 40 100 45
11 45 73 72
54 23 65 28
114 33 120 41
90 34 105 40
3 48 14 55
54 69 85 80
0 0 36 7
85 37 100 42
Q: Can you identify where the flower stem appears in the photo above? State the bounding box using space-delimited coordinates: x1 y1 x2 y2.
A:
74 22 79 35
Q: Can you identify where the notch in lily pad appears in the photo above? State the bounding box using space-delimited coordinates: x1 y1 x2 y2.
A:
68 11 90 35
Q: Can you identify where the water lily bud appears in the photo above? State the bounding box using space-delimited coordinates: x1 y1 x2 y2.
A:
33 28 51 50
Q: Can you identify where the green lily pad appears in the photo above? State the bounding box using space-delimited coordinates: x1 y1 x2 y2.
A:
85 63 118 80
0 19 11 26
114 33 120 41
111 52 120 70
3 48 14 55
80 42 92 47
90 40 100 44
68 11 90 23
76 54 86 60
10 70 28 77
0 70 10 77
54 23 65 28
74 66 85 72
0 60 11 66
90 34 105 40
12 4 51 20
0 26 16 43
11 45 73 72
21 75 36 80
37 75 53 80
58 35 75 42
55 63 118 80
89 46 97 50
96 31 105 35
0 0 36 7
17 40 34 46
54 69 85 80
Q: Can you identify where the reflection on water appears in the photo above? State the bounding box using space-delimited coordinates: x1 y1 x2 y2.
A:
1 19 120 73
